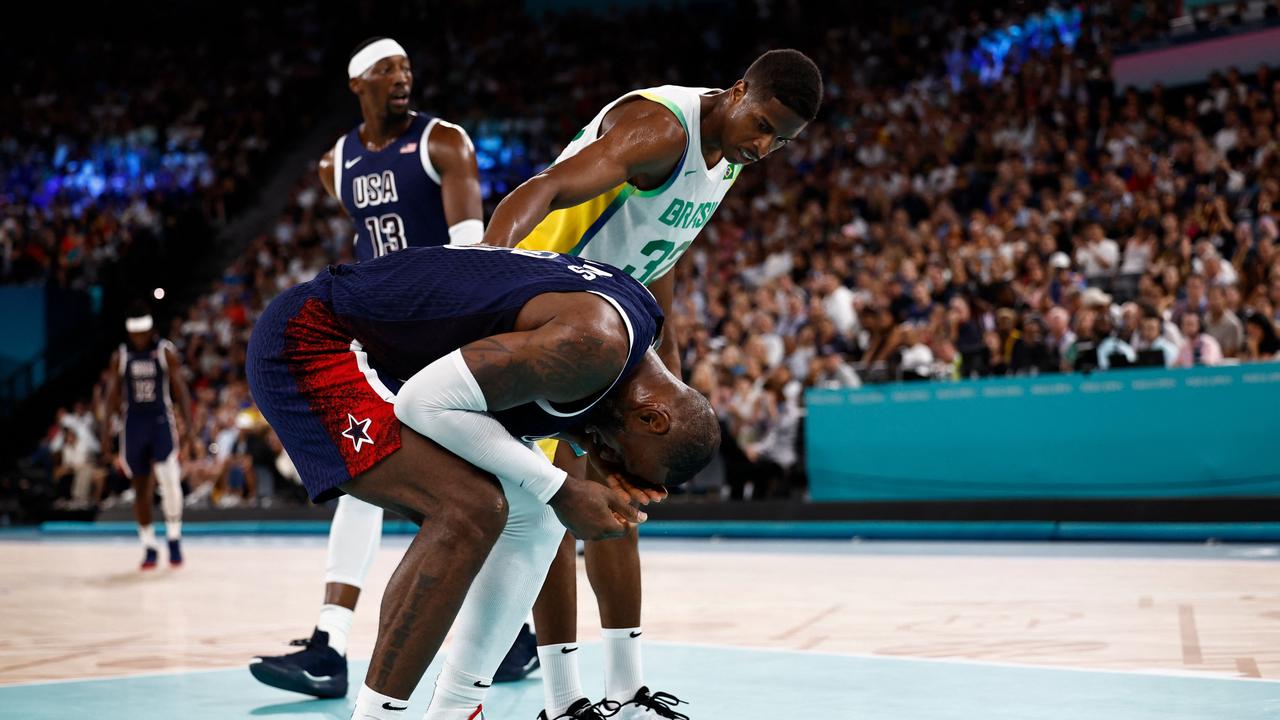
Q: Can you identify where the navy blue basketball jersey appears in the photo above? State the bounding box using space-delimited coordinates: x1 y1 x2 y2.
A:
322 244 664 440
120 339 176 420
334 112 452 261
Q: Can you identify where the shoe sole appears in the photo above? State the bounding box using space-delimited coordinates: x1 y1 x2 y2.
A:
248 661 348 698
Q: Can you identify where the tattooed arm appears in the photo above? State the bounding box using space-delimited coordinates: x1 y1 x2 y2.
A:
393 293 640 539
460 297 627 409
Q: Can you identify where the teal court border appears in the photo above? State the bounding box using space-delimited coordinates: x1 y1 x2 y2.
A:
2 642 1277 719
31 520 1280 542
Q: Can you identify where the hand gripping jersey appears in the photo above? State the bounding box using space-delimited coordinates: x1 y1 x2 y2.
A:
334 112 462 261
246 245 663 501
518 85 742 285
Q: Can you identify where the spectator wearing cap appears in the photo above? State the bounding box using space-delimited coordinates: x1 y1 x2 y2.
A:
1047 251 1078 305
1203 285 1244 357
1175 313 1225 367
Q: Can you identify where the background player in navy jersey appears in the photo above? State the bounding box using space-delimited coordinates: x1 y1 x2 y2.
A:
245 245 719 720
100 302 195 570
251 37 546 700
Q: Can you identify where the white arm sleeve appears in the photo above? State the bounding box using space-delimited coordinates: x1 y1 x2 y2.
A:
393 349 567 503
448 219 484 245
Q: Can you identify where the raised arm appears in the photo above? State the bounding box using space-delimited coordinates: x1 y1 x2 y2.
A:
486 100 686 248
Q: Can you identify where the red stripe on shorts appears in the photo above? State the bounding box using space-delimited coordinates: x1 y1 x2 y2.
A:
284 298 401 479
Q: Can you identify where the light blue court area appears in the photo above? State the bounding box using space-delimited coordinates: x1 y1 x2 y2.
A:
3 643 1278 720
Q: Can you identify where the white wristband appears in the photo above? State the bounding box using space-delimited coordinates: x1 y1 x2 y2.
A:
393 349 567 503
448 219 484 245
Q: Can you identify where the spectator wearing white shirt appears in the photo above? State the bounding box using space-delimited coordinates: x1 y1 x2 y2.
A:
1095 313 1137 370
898 323 935 379
1120 227 1156 276
1074 222 1120 279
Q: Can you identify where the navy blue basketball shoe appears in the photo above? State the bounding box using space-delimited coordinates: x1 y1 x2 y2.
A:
167 539 183 567
249 628 348 698
493 623 539 683
140 547 158 570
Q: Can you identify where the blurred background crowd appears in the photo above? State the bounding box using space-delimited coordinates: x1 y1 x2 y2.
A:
9 0 1280 515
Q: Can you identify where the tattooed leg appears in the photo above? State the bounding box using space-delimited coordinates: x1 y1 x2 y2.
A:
341 424 508 699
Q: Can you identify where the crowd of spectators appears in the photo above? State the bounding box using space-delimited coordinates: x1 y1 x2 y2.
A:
22 1 1280 510
0 4 332 288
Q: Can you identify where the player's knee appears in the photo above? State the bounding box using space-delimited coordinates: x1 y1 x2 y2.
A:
442 476 508 543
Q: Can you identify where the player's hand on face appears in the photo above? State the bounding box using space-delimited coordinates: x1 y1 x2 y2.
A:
605 473 667 505
549 477 646 541
578 443 666 505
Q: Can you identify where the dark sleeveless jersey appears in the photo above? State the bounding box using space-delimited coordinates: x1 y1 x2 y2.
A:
120 339 176 420
319 244 663 440
334 112 451 261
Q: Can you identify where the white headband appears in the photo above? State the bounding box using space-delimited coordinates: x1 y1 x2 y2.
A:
348 39 408 79
125 315 153 333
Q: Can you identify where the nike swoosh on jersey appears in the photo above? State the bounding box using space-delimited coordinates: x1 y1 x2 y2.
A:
345 157 363 169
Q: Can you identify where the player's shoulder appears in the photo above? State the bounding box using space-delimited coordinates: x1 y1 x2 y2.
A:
428 118 473 147
604 93 687 152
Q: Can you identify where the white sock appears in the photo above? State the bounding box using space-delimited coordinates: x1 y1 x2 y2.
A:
165 520 182 541
421 663 487 720
352 683 411 719
138 523 158 550
601 627 644 703
537 643 585 717
317 604 354 656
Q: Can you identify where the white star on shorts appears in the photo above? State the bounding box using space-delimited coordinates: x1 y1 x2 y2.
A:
341 413 374 453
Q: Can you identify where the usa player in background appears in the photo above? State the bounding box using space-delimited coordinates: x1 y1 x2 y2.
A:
250 37 540 699
100 302 195 570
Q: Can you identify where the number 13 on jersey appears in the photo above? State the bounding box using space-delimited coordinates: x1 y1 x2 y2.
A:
364 213 407 258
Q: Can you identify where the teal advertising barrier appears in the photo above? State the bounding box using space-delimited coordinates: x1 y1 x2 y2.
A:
805 363 1280 501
